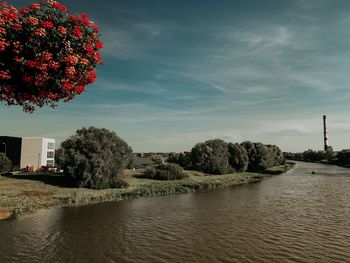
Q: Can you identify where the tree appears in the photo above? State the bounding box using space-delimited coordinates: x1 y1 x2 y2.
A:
241 141 285 172
228 143 248 172
191 139 231 174
60 127 132 189
168 151 192 169
0 1 103 112
0 153 12 173
55 148 65 170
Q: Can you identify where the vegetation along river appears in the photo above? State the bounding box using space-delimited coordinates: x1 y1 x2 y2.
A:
1 161 350 263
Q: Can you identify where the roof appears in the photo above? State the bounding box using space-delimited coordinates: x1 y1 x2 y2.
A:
134 157 155 166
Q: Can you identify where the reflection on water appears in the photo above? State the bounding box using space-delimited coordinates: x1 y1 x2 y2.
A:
1 162 350 263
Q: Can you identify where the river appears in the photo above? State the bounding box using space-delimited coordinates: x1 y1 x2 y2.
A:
1 161 350 263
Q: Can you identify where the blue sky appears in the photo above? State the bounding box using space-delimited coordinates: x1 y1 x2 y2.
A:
2 0 350 152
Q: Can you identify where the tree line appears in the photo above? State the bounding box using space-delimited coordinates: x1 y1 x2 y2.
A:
168 139 285 174
284 149 350 167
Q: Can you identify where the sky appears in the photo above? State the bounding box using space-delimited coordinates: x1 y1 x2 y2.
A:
2 0 350 152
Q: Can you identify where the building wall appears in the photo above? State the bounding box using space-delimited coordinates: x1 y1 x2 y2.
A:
20 138 43 170
0 136 22 171
20 138 56 170
42 138 55 167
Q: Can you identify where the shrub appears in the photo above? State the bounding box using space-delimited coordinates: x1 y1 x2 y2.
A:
168 151 192 169
143 164 187 180
191 139 232 175
60 127 132 189
241 141 285 172
0 153 12 173
228 143 249 172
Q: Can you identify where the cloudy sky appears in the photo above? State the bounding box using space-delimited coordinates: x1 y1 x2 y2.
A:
2 0 350 152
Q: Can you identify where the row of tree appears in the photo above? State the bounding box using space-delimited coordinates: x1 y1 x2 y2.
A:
168 139 285 174
284 149 350 167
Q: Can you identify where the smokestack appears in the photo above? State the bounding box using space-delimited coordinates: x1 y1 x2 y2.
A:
323 115 328 151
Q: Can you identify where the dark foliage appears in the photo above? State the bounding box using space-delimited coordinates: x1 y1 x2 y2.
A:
168 151 192 169
143 163 187 180
241 141 285 172
228 143 249 172
191 139 232 175
60 127 132 189
284 149 334 163
0 153 12 173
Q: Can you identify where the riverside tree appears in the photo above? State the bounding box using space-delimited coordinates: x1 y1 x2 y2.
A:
228 143 249 172
191 139 231 174
59 127 133 189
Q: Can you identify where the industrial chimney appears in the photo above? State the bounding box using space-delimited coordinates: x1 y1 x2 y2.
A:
323 115 328 151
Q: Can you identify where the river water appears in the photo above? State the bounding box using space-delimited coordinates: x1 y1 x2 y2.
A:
1 162 350 263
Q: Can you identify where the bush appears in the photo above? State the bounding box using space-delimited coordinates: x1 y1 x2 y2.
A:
0 153 12 173
60 127 132 189
228 143 249 172
168 151 192 169
241 141 285 172
143 164 187 180
191 139 232 175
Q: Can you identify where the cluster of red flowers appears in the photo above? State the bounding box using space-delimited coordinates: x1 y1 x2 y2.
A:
0 0 103 112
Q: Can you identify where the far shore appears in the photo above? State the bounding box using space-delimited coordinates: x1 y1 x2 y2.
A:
0 163 295 220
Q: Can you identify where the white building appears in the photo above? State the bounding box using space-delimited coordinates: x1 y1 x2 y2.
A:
20 138 55 170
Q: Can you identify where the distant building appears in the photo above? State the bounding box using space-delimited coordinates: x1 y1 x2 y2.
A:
133 157 155 168
0 136 55 171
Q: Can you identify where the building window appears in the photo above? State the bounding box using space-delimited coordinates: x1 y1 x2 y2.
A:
47 160 54 167
48 142 55 150
47 151 54 158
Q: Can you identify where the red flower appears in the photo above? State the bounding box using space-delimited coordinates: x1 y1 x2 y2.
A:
42 21 54 29
0 1 103 112
27 60 38 68
34 28 47 36
85 45 95 55
65 55 78 66
12 24 22 30
62 82 74 91
29 3 40 11
70 15 80 23
20 8 29 15
73 26 83 38
96 41 103 49
76 85 85 94
57 26 67 35
52 2 67 13
27 16 39 25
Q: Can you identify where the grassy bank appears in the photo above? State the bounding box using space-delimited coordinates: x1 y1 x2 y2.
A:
0 164 295 220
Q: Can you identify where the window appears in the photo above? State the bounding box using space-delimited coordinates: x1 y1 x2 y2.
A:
47 160 54 167
48 142 55 150
47 151 54 158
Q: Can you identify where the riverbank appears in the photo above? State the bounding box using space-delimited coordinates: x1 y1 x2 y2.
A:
0 162 295 220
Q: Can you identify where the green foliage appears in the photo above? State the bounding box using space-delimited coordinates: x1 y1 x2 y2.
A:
0 153 12 173
60 127 132 189
335 150 350 167
168 151 192 169
143 164 187 180
284 149 334 163
191 139 232 175
241 141 285 172
228 143 249 172
55 148 65 169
